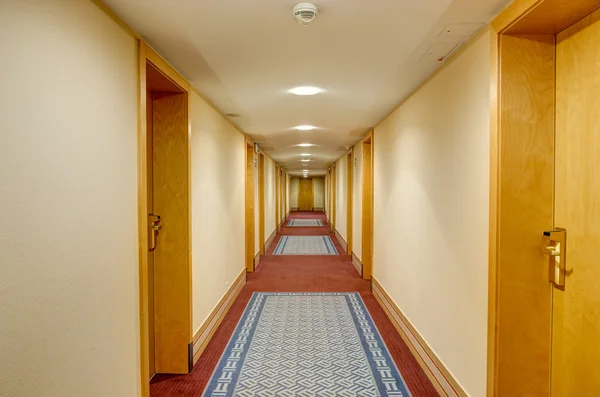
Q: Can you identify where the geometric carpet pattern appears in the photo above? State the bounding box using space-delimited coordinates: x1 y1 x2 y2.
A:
287 219 324 227
273 236 338 255
202 293 411 397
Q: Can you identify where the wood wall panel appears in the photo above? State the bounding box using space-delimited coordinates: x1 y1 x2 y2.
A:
146 90 156 377
362 139 373 280
486 27 499 397
275 166 280 229
495 33 555 396
346 151 353 256
332 164 337 229
152 93 191 374
258 154 265 254
245 144 255 272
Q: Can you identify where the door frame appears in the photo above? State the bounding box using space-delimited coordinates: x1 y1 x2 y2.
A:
244 138 255 272
280 168 285 221
487 1 600 395
361 132 373 280
346 150 353 256
327 169 331 222
275 165 280 230
138 41 193 397
332 164 337 230
258 153 265 255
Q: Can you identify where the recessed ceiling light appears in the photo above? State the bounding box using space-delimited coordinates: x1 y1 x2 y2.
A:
300 159 311 162
297 143 314 147
289 86 323 96
294 125 317 131
300 153 312 156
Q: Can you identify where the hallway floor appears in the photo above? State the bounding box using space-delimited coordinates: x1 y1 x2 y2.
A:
150 212 438 396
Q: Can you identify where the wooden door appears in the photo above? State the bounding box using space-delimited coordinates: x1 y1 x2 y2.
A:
346 151 353 255
298 178 313 211
152 92 191 374
146 90 156 378
362 137 373 279
332 165 336 227
552 11 600 395
245 143 255 272
258 154 265 255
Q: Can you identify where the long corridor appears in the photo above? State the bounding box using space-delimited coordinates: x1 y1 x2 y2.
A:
150 212 438 396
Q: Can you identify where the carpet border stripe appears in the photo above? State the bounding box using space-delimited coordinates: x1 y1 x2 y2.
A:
201 292 413 397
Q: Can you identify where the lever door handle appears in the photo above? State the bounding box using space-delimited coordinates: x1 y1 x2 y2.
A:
542 228 567 290
148 213 161 252
543 246 560 256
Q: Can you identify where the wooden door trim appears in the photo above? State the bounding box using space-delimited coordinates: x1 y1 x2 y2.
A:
244 139 255 272
346 150 353 256
138 41 192 397
311 177 316 211
361 132 373 280
275 165 280 230
258 154 265 255
332 164 337 230
281 169 285 221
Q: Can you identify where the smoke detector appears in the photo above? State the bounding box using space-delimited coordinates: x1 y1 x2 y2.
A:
293 3 318 26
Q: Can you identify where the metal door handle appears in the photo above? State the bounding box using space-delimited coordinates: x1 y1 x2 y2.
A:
542 228 567 290
543 246 560 256
149 213 161 252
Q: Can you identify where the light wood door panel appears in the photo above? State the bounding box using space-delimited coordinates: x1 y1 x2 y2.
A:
346 152 353 255
245 145 254 272
553 10 600 396
258 154 265 254
298 178 313 211
362 140 373 280
495 33 556 396
152 93 190 374
146 90 155 378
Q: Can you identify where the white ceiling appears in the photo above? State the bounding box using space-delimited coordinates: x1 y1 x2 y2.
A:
104 0 510 176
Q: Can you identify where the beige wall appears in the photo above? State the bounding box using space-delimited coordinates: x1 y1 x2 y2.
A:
352 143 363 260
373 32 490 396
264 156 276 240
335 155 348 240
313 177 325 209
290 177 299 209
0 2 140 396
190 92 245 334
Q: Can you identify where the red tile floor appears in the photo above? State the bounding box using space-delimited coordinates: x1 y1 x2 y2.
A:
150 211 439 396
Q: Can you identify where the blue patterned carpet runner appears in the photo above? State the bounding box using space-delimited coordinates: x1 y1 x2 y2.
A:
288 219 324 227
273 236 338 255
203 293 411 396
